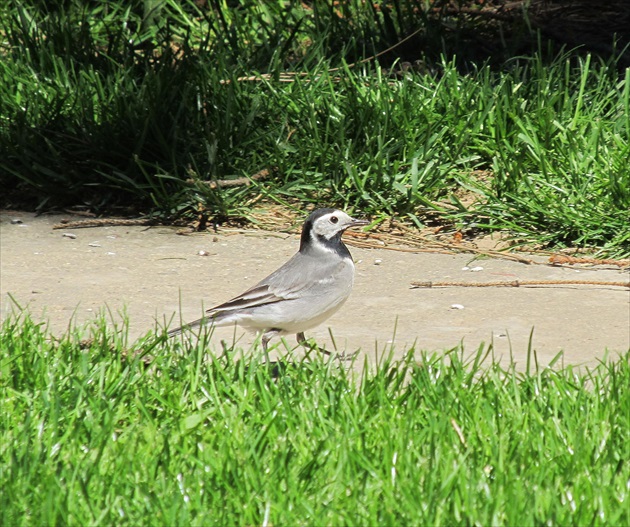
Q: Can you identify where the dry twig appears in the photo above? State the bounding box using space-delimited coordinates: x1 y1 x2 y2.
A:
53 218 154 229
410 279 630 289
186 168 271 188
549 254 630 268
219 27 425 84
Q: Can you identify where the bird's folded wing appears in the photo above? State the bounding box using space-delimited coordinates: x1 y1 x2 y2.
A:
168 282 306 336
208 282 304 314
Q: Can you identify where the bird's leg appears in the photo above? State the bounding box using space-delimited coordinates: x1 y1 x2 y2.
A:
261 329 282 351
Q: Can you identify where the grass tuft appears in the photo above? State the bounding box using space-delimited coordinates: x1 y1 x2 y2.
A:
1 314 628 525
1 1 628 255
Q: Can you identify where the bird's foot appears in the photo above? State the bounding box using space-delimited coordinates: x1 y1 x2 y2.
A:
334 349 360 362
296 332 358 362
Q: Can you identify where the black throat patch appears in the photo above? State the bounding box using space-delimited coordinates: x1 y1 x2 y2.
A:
305 231 352 260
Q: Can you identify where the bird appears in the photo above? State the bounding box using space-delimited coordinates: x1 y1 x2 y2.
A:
168 208 368 353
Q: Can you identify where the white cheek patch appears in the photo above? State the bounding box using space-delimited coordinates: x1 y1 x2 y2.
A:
312 222 332 237
312 213 347 238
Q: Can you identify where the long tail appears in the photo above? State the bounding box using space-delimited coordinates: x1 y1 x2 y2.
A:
168 315 213 337
167 309 236 337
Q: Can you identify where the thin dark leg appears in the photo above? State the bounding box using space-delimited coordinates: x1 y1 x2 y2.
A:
261 329 281 351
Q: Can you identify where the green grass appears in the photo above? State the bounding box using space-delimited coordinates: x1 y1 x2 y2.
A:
1 0 629 256
1 313 628 525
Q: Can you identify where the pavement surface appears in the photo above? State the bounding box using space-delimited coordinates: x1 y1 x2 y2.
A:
1 210 628 370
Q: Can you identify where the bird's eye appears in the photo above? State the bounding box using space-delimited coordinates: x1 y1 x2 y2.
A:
330 216 338 224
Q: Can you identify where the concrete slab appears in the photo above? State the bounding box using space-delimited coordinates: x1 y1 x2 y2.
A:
1 211 628 370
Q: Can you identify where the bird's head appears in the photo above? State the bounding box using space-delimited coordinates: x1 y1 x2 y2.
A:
300 208 368 254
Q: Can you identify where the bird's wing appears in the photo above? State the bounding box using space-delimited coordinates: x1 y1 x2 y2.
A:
207 251 319 316
167 282 300 337
210 266 318 312
208 283 289 313
168 251 342 336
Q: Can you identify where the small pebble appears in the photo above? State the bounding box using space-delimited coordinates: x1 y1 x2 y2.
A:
10 218 23 224
374 258 382 266
88 243 101 247
198 250 209 256
106 252 116 256
62 233 77 239
450 304 465 310
470 266 484 272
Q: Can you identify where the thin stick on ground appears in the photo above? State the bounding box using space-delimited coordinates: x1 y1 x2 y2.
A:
549 254 630 268
410 279 630 289
53 218 155 229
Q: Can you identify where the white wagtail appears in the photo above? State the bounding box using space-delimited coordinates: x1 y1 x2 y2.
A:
168 208 368 352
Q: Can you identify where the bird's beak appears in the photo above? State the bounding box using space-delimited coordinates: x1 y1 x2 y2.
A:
347 217 369 229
